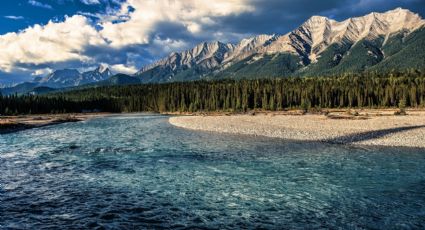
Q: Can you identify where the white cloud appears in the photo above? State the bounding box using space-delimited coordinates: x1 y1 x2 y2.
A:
148 37 190 57
0 0 254 77
110 64 138 74
100 0 254 47
31 68 53 76
4 16 25 20
28 0 53 9
80 0 101 5
0 15 105 72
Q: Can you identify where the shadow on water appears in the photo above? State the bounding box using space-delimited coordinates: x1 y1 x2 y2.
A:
323 125 425 145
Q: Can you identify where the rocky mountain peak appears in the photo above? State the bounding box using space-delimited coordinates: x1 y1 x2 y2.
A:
32 65 113 88
222 34 277 63
96 64 110 74
135 8 425 82
286 8 425 63
82 65 113 83
139 40 235 74
303 15 331 26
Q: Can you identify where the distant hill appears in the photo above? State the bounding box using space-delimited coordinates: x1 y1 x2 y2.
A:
34 64 113 88
0 65 113 95
90 74 142 86
0 82 38 95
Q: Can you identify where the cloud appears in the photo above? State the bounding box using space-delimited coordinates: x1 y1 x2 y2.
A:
31 68 53 76
99 0 254 47
80 0 101 5
0 0 254 77
324 0 425 18
28 0 53 9
212 0 352 36
110 64 137 74
4 16 25 20
0 15 105 72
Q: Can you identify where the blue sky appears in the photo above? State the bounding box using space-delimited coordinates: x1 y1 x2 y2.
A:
0 0 424 84
0 0 124 34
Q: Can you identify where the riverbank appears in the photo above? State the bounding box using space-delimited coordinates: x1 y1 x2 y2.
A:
169 109 425 148
0 113 108 134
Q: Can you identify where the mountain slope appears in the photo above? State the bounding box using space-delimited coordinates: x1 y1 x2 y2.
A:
35 69 81 88
90 74 141 86
135 8 425 82
370 27 425 71
80 64 114 85
0 82 38 95
214 53 302 79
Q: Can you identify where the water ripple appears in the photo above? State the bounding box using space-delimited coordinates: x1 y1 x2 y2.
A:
1 114 425 229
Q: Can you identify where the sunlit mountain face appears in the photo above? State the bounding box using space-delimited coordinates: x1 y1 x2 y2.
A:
134 8 425 83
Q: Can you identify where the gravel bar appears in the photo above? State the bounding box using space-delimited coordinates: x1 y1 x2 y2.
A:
169 112 425 148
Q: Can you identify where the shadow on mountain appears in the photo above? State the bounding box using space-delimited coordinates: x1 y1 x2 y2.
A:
324 125 425 144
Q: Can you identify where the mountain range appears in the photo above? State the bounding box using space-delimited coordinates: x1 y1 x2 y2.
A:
1 65 113 95
135 7 425 82
1 8 424 95
33 64 113 88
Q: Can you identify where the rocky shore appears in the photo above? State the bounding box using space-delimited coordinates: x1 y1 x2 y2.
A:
0 114 106 134
169 110 425 148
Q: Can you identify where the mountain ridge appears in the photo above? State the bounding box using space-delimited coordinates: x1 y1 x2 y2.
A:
0 65 114 95
35 65 113 88
135 7 425 82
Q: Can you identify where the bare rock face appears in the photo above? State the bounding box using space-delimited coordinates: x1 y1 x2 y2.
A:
137 41 234 73
283 7 424 63
135 8 425 81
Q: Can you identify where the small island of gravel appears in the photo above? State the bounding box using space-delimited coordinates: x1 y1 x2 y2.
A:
169 109 425 148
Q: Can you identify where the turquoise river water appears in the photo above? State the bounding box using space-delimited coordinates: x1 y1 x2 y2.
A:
1 114 425 229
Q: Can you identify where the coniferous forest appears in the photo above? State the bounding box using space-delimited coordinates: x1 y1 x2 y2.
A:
1 72 425 115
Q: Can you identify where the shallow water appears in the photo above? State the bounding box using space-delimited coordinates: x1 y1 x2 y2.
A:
1 114 425 229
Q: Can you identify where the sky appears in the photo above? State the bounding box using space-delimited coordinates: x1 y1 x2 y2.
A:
0 0 424 84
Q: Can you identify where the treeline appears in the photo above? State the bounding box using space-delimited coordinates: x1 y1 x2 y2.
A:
1 72 425 115
0 95 121 115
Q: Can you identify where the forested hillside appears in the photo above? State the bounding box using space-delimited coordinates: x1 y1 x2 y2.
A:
1 71 424 115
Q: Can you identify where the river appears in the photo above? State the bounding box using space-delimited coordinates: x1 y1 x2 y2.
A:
1 114 424 229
